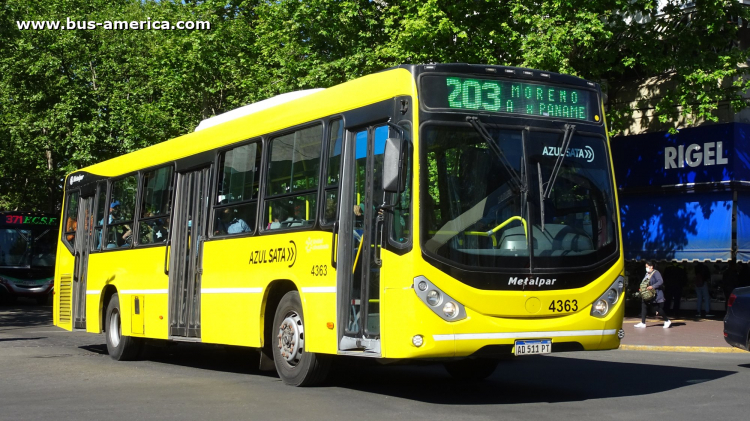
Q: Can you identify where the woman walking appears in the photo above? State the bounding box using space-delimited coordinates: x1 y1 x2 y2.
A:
634 260 671 329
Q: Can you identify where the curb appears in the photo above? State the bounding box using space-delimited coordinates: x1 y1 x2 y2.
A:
619 344 748 353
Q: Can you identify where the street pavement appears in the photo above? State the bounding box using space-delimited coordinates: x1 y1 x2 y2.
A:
1 300 749 421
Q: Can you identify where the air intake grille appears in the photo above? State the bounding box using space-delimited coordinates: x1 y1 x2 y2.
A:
58 275 72 323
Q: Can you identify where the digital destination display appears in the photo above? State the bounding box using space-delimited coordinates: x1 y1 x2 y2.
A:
3 215 58 226
421 75 598 122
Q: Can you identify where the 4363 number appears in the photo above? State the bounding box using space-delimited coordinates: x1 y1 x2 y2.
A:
548 299 578 312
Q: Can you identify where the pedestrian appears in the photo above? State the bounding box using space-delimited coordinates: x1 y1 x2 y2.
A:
694 263 713 318
663 261 687 318
634 260 671 329
722 261 739 310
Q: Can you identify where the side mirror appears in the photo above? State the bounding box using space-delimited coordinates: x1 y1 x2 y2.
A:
383 137 407 193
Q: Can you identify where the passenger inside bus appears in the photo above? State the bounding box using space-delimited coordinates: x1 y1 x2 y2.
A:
214 207 250 235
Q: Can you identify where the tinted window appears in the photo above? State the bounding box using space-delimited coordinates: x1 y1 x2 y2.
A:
106 176 137 249
64 191 80 250
138 167 172 245
265 125 323 230
214 142 261 236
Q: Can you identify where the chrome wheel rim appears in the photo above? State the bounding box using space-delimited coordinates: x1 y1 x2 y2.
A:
109 309 121 348
277 311 304 366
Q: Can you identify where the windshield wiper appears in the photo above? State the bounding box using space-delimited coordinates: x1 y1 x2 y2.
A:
466 116 524 193
542 124 576 199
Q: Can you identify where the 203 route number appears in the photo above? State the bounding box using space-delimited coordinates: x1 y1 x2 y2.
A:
548 299 578 312
311 264 328 276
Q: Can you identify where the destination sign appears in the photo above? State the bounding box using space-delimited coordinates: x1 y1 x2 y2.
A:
420 75 598 122
4 215 58 226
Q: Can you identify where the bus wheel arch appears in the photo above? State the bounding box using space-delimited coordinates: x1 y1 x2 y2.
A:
100 285 118 333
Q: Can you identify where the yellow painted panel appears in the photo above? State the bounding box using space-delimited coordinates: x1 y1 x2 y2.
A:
84 246 169 338
299 291 337 354
201 230 338 353
202 293 261 347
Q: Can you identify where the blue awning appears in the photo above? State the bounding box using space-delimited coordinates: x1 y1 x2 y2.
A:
620 192 733 262
737 192 750 262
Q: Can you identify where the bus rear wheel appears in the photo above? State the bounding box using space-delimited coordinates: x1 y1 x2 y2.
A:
443 359 499 381
105 293 142 361
272 291 330 386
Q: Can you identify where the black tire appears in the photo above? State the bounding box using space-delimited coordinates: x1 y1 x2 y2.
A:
36 294 51 306
104 293 142 361
444 358 499 381
272 291 330 386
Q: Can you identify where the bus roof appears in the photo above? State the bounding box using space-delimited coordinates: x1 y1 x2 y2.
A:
68 68 416 181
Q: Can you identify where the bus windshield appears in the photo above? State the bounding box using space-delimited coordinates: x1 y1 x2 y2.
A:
0 224 57 269
422 124 617 271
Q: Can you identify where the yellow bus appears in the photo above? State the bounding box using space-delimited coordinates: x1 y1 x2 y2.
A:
54 64 624 385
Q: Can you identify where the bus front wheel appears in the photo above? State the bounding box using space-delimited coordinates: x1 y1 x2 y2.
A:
272 291 330 386
105 293 142 361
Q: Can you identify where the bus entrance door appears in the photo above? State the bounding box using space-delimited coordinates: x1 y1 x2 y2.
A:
336 126 387 354
168 167 211 339
73 196 94 330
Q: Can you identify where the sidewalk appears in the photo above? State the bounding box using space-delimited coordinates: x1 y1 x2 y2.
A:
619 314 747 353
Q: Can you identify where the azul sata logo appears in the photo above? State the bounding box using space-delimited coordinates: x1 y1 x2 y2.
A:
542 145 594 163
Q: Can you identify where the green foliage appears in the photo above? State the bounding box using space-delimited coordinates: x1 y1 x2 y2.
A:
2 0 749 211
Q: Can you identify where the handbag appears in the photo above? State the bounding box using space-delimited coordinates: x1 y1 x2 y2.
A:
640 275 656 302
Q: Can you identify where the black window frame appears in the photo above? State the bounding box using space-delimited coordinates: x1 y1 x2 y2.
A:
91 180 109 253
319 117 344 228
261 121 325 234
61 189 80 255
210 138 263 239
99 172 140 252
135 164 174 248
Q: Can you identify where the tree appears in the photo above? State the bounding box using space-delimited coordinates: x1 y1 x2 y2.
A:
2 0 749 211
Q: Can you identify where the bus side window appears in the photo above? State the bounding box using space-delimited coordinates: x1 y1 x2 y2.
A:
137 166 173 245
106 175 137 249
214 141 261 237
265 124 323 230
63 191 80 253
93 181 107 250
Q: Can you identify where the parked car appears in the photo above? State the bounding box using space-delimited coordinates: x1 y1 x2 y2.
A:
724 286 750 351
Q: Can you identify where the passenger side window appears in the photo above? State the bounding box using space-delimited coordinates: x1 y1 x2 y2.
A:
214 141 261 236
93 181 107 250
63 191 80 252
265 125 323 230
137 166 173 245
322 119 343 225
105 176 137 249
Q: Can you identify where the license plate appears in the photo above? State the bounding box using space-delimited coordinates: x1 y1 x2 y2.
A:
23 281 38 286
514 339 551 356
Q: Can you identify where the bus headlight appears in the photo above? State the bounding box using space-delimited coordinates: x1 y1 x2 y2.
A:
413 276 467 322
591 276 625 318
593 299 608 315
426 290 441 306
443 302 459 318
